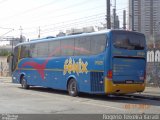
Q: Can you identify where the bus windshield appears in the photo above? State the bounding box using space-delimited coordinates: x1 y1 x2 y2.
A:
113 32 145 50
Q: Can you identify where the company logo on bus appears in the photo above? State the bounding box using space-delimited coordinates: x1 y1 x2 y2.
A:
63 58 88 75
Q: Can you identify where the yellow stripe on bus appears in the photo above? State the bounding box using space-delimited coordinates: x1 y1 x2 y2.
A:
16 68 104 73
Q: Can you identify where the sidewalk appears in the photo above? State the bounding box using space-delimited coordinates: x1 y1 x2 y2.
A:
0 77 12 83
132 87 160 100
0 77 160 100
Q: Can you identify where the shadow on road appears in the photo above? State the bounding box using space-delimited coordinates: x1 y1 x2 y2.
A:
18 86 160 107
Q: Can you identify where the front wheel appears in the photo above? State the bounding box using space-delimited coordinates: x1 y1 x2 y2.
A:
21 77 29 89
68 79 78 97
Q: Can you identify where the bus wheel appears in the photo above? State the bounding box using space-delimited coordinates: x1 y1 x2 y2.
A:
21 77 29 89
68 79 78 97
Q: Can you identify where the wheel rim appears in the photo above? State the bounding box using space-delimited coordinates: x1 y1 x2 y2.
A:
69 81 76 94
21 79 26 88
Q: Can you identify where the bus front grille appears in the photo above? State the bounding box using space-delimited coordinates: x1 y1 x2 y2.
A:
90 72 104 92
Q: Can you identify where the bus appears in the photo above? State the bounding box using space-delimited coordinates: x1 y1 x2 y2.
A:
10 30 146 96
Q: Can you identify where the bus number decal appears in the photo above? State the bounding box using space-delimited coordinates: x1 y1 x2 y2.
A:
63 57 88 75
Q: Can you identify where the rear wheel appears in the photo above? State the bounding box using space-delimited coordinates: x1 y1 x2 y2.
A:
68 79 78 97
21 77 29 89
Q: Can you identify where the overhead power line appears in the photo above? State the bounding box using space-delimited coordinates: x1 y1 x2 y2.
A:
0 27 14 30
0 27 14 37
25 13 105 30
0 0 60 21
0 29 14 37
2 0 90 22
23 12 106 30
26 6 105 26
23 14 106 36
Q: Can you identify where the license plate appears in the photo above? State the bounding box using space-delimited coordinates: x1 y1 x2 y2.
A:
126 80 133 84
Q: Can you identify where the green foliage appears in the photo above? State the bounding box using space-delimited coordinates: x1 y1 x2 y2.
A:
0 49 11 56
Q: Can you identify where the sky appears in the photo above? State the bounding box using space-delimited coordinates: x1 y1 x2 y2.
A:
0 0 128 42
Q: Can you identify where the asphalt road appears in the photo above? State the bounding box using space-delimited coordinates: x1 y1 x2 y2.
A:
0 78 160 114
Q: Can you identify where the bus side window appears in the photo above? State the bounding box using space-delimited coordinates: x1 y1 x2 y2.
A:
61 39 74 56
91 34 106 54
30 44 38 58
20 45 30 59
74 37 91 56
48 40 61 57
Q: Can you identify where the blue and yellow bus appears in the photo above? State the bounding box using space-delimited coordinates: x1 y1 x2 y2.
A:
11 30 146 96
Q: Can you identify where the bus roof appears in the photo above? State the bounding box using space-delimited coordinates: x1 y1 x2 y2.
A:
15 29 144 47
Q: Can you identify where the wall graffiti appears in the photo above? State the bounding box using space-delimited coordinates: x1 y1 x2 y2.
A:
147 50 160 62
147 50 160 87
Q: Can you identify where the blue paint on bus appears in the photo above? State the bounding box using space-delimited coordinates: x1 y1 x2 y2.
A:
11 30 147 95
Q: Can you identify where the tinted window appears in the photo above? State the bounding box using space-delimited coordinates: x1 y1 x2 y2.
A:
20 34 107 58
37 42 49 57
30 44 38 57
91 34 106 54
61 39 74 56
113 32 145 50
30 42 49 58
74 37 91 55
48 40 60 57
20 45 30 59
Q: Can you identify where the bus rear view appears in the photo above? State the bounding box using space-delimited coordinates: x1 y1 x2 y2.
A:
105 30 146 94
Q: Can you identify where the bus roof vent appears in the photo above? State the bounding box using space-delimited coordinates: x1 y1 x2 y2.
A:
66 26 98 35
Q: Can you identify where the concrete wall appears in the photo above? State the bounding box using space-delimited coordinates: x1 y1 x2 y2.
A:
0 56 9 77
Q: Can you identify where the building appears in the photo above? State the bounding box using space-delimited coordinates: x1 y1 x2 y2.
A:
128 0 160 42
111 9 120 29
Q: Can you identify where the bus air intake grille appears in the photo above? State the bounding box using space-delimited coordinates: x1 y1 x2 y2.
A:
90 72 104 92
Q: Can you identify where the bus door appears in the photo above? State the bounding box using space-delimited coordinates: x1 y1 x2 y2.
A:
12 46 19 72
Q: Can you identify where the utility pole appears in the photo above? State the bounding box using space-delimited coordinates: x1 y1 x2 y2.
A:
113 0 116 29
113 8 116 29
38 26 41 38
132 0 134 31
123 10 126 30
106 0 111 29
19 26 23 42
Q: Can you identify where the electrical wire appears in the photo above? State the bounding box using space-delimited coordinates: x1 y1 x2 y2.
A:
23 12 106 30
0 0 61 21
23 15 105 36
1 0 90 21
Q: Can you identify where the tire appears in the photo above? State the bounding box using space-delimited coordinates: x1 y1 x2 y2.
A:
21 77 29 89
68 79 78 97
